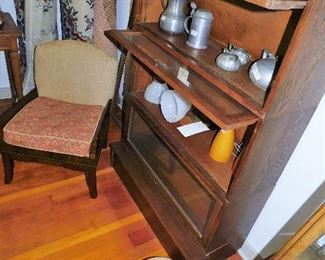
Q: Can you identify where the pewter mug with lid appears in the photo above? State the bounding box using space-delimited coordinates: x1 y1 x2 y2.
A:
184 6 213 49
159 0 188 34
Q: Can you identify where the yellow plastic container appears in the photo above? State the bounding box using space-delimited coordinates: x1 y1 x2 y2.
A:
209 129 235 163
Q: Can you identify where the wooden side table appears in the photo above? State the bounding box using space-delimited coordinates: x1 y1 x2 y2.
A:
0 12 23 101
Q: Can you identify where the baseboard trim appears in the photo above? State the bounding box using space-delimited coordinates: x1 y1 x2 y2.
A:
238 240 263 260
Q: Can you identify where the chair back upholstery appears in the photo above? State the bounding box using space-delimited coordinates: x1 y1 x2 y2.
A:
35 40 117 106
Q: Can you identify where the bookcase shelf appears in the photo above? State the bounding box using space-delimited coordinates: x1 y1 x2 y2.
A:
129 92 235 194
107 30 259 129
244 0 307 10
140 23 266 118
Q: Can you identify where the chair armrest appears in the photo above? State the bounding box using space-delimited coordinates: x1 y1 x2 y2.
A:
89 100 111 159
0 89 38 136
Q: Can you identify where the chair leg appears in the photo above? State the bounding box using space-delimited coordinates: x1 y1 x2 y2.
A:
2 154 14 184
85 169 97 198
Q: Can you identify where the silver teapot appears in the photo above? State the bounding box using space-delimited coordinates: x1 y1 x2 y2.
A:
249 49 277 91
159 0 188 34
227 43 251 65
216 50 242 72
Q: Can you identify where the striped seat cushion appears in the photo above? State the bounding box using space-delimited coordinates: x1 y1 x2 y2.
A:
4 97 104 157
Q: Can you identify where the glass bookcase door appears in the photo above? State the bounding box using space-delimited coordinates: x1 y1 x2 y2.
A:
128 110 216 235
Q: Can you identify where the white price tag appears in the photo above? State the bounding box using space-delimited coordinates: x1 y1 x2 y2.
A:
177 66 190 86
177 121 210 137
190 30 198 36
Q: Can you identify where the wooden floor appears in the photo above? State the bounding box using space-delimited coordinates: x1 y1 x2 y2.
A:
0 148 168 259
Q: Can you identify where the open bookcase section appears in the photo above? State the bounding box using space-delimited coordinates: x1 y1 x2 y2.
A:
140 23 265 117
128 92 242 195
107 30 259 129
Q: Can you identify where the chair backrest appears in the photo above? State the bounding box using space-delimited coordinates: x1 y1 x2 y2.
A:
35 40 117 106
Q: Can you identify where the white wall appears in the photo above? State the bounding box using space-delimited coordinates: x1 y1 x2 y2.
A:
116 0 131 30
116 0 132 107
239 95 325 259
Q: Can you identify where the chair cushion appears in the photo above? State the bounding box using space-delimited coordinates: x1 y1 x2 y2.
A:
4 97 104 157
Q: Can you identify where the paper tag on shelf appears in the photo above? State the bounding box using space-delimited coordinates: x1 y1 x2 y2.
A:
177 121 209 137
177 66 190 87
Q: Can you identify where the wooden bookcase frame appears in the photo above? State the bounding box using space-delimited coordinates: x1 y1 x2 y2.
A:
108 0 325 258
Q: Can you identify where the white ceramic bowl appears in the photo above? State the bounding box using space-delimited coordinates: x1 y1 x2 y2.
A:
160 90 191 123
144 80 168 104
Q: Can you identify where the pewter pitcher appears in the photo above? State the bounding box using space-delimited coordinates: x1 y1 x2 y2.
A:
159 0 188 34
249 49 277 90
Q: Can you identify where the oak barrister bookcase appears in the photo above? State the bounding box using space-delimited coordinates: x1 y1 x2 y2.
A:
106 0 324 259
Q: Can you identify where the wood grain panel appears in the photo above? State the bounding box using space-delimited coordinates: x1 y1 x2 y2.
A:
195 0 293 58
244 0 307 10
209 0 325 253
144 0 164 22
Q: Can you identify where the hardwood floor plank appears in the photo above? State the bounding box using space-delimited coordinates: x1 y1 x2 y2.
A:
42 220 166 260
142 248 170 260
0 168 112 203
11 213 143 259
0 147 110 197
0 174 139 257
0 163 81 197
0 158 167 259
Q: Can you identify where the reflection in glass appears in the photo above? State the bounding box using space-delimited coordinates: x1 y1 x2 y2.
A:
297 234 325 260
129 111 213 234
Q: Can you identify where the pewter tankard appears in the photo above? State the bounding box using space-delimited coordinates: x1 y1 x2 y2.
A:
159 0 188 34
184 8 213 49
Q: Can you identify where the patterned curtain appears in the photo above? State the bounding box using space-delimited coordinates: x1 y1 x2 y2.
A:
60 0 94 42
13 0 26 78
93 0 116 58
12 0 115 95
23 0 58 94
